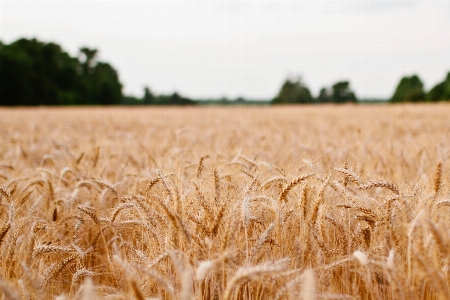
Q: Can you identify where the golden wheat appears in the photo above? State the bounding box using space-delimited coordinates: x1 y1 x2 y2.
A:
0 104 449 299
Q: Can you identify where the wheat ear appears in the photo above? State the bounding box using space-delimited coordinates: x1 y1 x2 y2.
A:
360 180 399 195
0 223 11 245
213 168 220 202
0 185 12 201
77 206 100 225
278 173 313 202
334 167 362 185
210 201 228 237
436 200 450 209
250 222 276 261
197 155 210 178
40 254 78 289
433 162 442 194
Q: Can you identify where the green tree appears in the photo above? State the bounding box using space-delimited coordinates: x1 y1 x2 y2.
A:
78 47 122 105
426 72 450 102
331 81 357 103
155 92 195 105
0 39 36 105
272 77 313 104
90 62 122 105
79 47 98 75
316 87 331 103
391 74 425 102
168 92 194 105
0 38 80 105
0 38 123 106
143 86 155 104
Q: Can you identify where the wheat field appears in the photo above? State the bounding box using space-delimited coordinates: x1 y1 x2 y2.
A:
0 104 449 300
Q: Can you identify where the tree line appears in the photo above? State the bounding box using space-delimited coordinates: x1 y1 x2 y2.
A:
272 77 357 104
0 38 449 106
390 74 450 102
0 38 197 106
272 73 450 104
0 38 122 105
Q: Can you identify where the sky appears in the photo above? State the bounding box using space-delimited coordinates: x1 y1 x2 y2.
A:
1 0 450 100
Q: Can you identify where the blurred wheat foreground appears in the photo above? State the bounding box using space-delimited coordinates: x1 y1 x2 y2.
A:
1 104 450 299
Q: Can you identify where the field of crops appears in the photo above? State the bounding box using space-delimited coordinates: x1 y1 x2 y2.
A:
0 104 450 299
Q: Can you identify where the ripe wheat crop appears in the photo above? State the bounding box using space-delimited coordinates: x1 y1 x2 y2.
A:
0 104 450 299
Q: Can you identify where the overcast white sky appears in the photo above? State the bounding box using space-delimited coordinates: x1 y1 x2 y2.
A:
1 0 450 100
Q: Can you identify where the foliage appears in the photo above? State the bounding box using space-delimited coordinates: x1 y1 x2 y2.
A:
143 86 154 104
316 81 358 103
154 92 196 105
390 74 425 102
317 87 331 103
0 38 122 106
426 72 450 101
2 37 450 106
272 77 313 104
123 91 196 106
272 78 358 105
88 62 122 105
331 81 357 103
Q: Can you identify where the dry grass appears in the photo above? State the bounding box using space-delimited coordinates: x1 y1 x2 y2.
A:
0 104 450 299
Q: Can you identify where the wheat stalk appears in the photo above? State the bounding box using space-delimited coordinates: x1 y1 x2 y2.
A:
128 279 145 300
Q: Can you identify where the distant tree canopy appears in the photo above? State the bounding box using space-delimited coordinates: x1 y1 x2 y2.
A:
155 92 195 105
272 77 313 104
122 89 196 106
426 72 450 102
316 81 357 103
272 78 358 104
143 86 155 104
390 75 425 103
331 81 357 103
2 38 450 106
0 38 122 105
317 87 331 103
